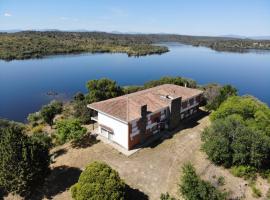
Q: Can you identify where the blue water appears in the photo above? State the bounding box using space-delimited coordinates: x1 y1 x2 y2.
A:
1 44 270 122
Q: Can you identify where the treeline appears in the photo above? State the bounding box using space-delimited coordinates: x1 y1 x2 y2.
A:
0 31 168 60
1 31 270 60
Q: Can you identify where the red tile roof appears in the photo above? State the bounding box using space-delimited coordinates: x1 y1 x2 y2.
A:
88 84 203 122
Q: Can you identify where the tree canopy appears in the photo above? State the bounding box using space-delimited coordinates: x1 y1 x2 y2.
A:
40 100 63 126
55 118 87 144
180 163 226 200
210 96 270 136
86 78 124 103
202 114 270 168
203 84 237 110
0 123 50 196
71 161 125 200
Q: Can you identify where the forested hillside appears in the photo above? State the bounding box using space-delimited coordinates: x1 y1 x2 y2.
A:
0 31 270 60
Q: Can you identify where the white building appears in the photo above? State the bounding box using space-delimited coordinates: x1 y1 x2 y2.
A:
88 84 203 150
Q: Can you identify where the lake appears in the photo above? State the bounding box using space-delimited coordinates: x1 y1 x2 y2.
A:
1 43 270 122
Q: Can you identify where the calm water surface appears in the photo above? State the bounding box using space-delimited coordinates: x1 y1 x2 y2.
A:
1 44 270 122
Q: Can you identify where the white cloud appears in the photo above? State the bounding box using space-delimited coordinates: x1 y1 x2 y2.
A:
4 12 12 17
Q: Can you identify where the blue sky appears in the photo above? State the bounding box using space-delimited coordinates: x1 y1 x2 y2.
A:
0 0 269 36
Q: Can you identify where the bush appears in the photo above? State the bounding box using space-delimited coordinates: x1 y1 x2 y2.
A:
230 166 257 180
0 124 50 196
55 118 87 144
210 96 270 136
71 161 125 200
27 112 42 126
30 124 45 134
160 192 176 200
72 100 92 124
251 185 262 198
217 176 225 186
86 78 124 103
179 163 226 200
40 100 63 126
201 115 270 169
203 84 237 111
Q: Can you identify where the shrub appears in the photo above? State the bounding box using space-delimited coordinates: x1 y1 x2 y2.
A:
203 84 237 111
72 100 92 124
210 96 270 136
179 163 226 200
86 78 124 103
31 124 44 134
217 176 225 186
230 166 257 180
71 161 125 200
55 118 87 144
27 112 42 126
160 192 176 200
40 100 63 126
251 185 262 198
0 124 50 196
202 114 270 169
266 188 270 199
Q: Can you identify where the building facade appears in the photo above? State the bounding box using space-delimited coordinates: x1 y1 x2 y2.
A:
88 84 203 150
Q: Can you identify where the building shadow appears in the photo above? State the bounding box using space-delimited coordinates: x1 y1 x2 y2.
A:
71 133 99 149
140 109 209 149
28 165 82 200
125 184 149 200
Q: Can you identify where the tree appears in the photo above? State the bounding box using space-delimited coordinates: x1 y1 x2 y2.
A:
144 76 197 89
210 96 270 136
71 161 125 200
86 78 123 103
72 93 92 124
202 115 270 168
40 100 63 126
73 92 85 101
55 118 87 144
203 84 237 111
0 124 50 196
179 163 226 200
27 112 42 126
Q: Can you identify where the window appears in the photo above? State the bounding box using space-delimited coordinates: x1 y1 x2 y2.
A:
189 98 194 106
182 101 188 109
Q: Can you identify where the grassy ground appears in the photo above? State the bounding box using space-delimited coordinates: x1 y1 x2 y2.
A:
5 113 270 200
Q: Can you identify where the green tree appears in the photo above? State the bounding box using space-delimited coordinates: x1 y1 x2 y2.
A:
40 100 63 126
180 163 226 200
204 84 237 111
55 118 87 144
210 96 270 136
0 124 50 196
27 112 42 126
86 78 123 103
71 161 125 200
202 115 270 168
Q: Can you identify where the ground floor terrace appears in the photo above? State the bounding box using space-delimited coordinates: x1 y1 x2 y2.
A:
5 112 267 200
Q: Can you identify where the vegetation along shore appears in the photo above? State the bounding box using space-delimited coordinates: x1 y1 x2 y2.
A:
0 31 270 60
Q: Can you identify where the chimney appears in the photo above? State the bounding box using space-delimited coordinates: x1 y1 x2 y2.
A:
168 96 182 130
139 104 147 144
141 104 147 118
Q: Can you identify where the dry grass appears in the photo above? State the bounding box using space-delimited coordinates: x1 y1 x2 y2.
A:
4 113 270 200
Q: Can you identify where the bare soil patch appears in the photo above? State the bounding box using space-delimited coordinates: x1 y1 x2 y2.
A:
4 112 269 200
